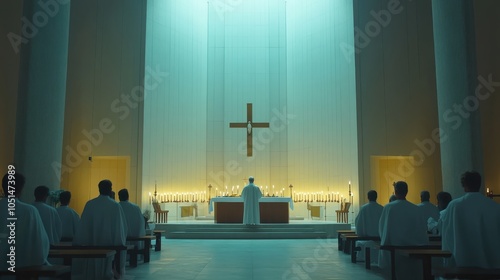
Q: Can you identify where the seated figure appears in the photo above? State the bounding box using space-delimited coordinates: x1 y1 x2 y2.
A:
378 181 428 280
441 171 500 268
427 191 452 235
354 190 383 264
57 191 80 241
0 173 50 271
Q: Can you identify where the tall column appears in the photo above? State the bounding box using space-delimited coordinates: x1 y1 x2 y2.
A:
432 0 483 199
14 0 71 201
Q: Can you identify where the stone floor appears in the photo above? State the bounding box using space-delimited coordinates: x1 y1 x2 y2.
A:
124 239 385 280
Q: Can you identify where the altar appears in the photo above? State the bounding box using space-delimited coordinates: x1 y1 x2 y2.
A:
209 197 294 223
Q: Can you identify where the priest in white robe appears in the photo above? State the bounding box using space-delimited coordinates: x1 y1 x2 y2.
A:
0 173 50 271
118 189 146 252
241 176 262 225
32 185 62 245
440 171 500 268
378 181 428 280
56 191 80 241
355 190 383 263
73 179 128 280
417 190 440 224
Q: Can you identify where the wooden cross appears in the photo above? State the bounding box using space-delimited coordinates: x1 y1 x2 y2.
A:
229 103 270 157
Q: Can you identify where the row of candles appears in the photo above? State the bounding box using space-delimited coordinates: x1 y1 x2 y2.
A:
292 191 353 203
148 181 354 203
149 192 207 203
214 185 287 197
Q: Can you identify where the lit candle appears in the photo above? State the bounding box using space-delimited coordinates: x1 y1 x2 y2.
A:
487 187 490 193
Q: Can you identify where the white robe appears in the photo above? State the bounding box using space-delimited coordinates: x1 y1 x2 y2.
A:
119 201 146 250
0 198 50 270
33 201 62 245
417 201 440 223
241 183 262 225
355 201 383 263
427 208 447 235
73 195 128 280
440 192 500 268
57 205 80 240
378 200 428 280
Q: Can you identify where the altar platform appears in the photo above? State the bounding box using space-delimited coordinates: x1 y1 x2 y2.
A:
155 220 351 239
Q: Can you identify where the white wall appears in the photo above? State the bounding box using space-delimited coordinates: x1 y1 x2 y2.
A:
143 0 358 219
354 0 441 204
62 0 147 214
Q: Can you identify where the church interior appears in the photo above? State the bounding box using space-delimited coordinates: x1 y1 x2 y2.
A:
1 0 500 279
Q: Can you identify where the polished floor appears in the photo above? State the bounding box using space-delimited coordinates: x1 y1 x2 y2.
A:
124 239 385 280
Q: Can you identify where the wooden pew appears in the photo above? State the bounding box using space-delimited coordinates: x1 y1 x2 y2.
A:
375 241 442 280
51 243 133 272
337 230 356 253
0 265 71 280
343 235 381 264
432 267 500 279
153 230 165 251
336 230 355 251
48 249 116 266
397 249 451 280
126 236 155 267
364 235 442 270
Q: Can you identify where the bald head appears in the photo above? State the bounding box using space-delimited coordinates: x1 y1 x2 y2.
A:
249 176 254 183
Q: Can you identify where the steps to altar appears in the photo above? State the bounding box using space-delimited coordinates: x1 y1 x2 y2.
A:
155 221 351 239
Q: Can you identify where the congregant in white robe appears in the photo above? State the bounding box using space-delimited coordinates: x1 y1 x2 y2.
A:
0 173 50 272
56 191 80 241
73 179 128 280
118 189 146 252
378 181 428 280
241 176 262 225
32 185 62 245
440 171 500 269
417 190 440 224
354 190 383 264
427 191 452 235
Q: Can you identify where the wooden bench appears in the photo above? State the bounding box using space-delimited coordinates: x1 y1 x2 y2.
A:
0 265 71 280
343 235 380 264
432 267 500 279
337 230 356 252
364 235 442 270
51 243 133 272
376 242 442 280
126 236 155 267
397 249 451 280
153 230 165 251
48 249 116 266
